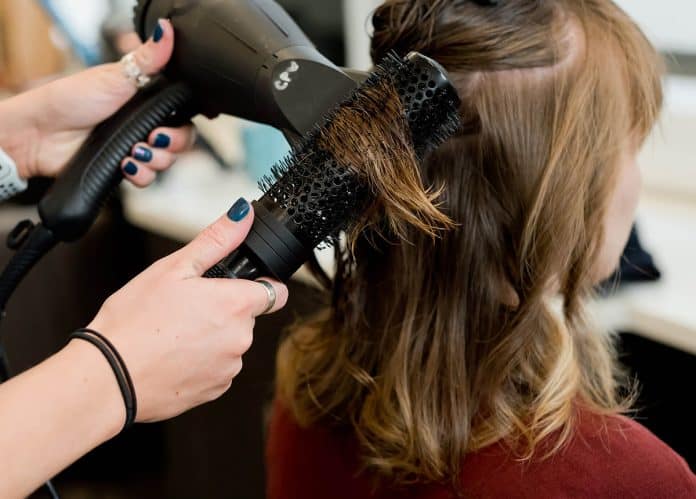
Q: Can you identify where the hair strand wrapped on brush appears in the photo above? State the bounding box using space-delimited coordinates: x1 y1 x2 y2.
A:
316 73 456 241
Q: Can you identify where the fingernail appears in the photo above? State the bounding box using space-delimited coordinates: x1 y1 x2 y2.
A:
133 146 153 162
228 198 250 222
153 133 171 148
124 161 138 176
152 21 164 43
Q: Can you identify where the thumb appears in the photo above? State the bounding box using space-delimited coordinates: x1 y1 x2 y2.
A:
36 19 176 132
175 199 255 277
130 18 175 79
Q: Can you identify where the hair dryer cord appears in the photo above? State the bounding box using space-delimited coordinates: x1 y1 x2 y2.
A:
0 224 57 320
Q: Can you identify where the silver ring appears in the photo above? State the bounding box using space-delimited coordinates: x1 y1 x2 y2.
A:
120 52 151 89
257 280 277 315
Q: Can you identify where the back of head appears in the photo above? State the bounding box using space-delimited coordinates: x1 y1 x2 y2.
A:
276 0 664 486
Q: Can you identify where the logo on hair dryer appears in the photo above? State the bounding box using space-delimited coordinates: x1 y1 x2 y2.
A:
274 61 300 91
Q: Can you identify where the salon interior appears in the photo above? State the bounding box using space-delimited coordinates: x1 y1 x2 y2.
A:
0 0 694 497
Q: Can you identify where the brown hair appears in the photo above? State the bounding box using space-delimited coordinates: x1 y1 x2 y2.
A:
276 0 664 486
316 73 455 241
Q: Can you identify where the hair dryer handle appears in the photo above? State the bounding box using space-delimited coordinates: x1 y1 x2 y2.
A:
38 78 195 242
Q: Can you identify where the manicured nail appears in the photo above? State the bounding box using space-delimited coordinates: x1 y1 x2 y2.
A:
153 133 171 148
152 21 164 43
133 146 153 162
124 161 138 176
228 198 250 222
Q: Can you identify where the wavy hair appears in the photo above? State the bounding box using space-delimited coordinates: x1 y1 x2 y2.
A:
275 0 664 486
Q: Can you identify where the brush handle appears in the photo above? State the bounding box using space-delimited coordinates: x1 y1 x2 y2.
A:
204 253 263 281
204 200 311 282
38 77 195 242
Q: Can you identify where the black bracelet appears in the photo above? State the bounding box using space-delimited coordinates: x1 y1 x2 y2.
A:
78 328 138 426
68 328 137 430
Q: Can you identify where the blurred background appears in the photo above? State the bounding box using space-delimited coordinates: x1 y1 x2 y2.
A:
0 0 693 497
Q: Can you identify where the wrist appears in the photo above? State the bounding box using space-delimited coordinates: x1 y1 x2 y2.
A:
0 94 42 180
59 338 125 440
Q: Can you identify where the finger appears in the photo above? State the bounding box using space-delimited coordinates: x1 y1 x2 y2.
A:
130 143 177 171
121 158 157 188
174 198 254 277
207 278 289 318
132 19 175 76
149 126 196 152
250 279 289 317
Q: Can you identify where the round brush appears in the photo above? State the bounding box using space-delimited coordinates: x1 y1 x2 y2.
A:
205 52 462 282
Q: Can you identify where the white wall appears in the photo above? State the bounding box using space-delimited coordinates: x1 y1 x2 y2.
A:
614 1 696 198
614 0 696 52
343 0 381 69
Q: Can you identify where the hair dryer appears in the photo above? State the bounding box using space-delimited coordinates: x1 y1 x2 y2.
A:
133 0 362 135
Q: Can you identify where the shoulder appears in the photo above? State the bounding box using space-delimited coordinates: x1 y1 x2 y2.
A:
266 402 695 499
266 401 372 499
460 409 696 499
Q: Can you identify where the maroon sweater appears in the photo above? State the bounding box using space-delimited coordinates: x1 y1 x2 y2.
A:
267 403 696 498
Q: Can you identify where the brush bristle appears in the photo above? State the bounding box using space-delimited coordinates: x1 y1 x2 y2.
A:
259 52 461 249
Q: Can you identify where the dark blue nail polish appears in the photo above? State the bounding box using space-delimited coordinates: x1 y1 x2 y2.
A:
124 161 138 176
153 133 171 148
228 198 250 222
133 146 153 162
153 21 164 43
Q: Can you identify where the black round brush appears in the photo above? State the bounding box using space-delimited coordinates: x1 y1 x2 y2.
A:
205 52 462 282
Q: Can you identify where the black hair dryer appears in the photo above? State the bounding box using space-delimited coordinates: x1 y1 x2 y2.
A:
134 0 360 134
37 0 362 244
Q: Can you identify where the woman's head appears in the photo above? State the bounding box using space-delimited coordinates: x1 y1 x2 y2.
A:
371 0 662 296
277 0 663 485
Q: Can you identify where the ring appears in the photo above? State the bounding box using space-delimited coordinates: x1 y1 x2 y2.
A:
257 280 277 316
120 52 151 89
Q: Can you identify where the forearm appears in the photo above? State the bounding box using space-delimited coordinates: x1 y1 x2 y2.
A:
0 340 123 498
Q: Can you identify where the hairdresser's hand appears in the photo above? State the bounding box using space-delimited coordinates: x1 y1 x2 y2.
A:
83 199 288 423
0 19 194 186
